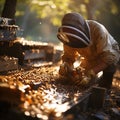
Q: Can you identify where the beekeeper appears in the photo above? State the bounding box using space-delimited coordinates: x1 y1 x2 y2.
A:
57 12 120 89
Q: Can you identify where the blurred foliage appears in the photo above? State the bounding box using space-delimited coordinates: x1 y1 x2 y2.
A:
0 0 120 44
0 0 5 15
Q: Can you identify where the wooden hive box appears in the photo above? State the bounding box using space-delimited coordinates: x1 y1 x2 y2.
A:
0 56 18 72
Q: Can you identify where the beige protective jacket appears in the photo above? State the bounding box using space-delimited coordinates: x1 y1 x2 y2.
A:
62 20 120 71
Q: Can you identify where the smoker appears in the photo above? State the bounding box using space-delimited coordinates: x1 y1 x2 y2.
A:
0 17 18 41
0 17 24 66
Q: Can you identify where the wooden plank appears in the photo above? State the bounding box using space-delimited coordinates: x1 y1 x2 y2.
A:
0 56 18 72
0 83 24 104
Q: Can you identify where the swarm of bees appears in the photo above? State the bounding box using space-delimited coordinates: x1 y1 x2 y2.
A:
0 65 89 119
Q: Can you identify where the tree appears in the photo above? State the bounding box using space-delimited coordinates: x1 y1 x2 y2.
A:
1 0 17 19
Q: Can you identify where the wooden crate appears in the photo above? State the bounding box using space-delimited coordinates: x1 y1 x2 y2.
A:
0 83 24 104
0 56 18 72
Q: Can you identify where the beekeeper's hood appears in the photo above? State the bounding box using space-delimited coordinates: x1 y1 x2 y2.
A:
57 12 90 48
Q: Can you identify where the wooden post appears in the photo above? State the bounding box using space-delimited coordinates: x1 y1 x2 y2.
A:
88 86 106 109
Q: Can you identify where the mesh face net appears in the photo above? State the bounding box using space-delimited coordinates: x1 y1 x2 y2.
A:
57 12 90 48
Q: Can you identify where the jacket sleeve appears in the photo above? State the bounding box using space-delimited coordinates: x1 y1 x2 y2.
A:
96 30 120 65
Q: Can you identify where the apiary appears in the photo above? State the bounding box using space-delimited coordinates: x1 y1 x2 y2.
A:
0 57 120 120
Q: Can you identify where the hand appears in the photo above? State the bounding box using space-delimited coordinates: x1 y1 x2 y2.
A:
69 67 83 85
78 69 96 86
72 67 83 80
72 76 91 87
87 69 96 79
79 76 90 85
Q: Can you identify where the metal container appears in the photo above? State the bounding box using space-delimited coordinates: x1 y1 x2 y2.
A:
0 17 19 41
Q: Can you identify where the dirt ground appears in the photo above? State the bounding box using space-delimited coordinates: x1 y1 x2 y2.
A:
0 64 120 120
